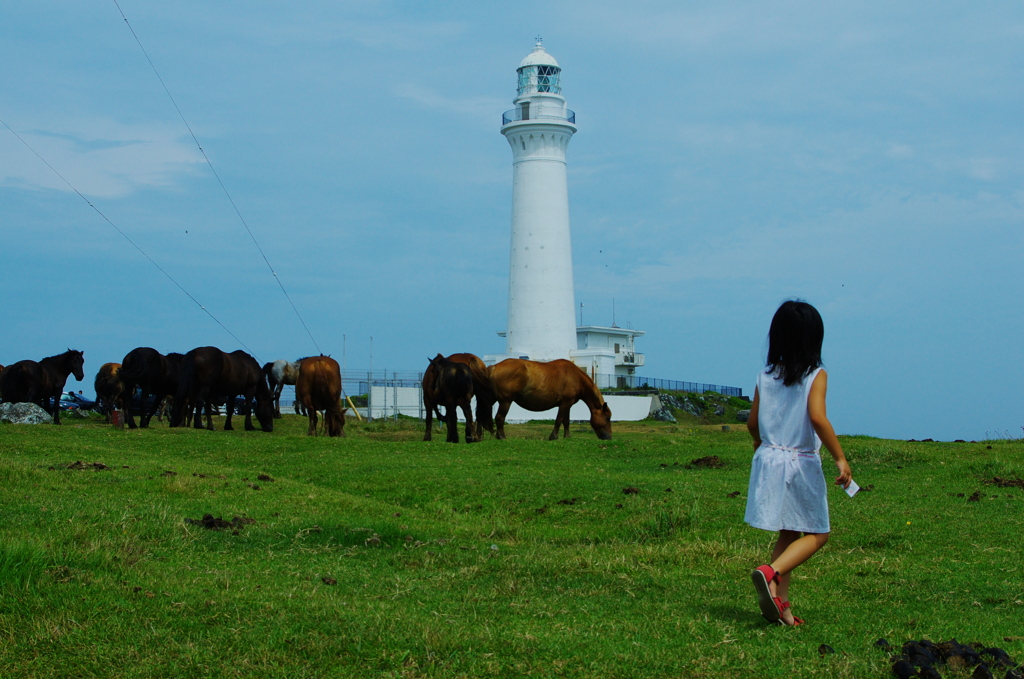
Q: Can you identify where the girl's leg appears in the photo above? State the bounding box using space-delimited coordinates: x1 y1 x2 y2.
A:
769 530 829 625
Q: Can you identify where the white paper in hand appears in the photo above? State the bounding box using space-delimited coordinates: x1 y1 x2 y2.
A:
844 479 860 497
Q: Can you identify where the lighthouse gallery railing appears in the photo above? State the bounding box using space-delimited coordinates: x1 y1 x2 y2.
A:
502 108 576 125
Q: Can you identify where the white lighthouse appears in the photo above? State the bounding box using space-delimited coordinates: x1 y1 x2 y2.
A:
485 41 646 387
491 40 578 362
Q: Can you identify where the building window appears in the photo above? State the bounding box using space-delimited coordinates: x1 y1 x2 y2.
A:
614 343 620 353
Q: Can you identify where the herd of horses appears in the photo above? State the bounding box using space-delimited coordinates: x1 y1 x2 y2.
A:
0 348 614 442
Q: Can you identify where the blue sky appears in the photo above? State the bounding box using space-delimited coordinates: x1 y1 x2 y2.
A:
2 1 1021 441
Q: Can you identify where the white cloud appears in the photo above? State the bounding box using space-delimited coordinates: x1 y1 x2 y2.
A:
0 117 203 199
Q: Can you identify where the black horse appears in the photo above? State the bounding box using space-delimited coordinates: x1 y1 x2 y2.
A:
119 347 185 429
428 354 477 443
172 347 273 432
0 349 85 425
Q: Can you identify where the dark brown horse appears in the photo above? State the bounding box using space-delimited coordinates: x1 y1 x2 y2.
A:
94 362 124 423
172 347 273 432
426 354 478 443
119 348 185 429
0 349 85 425
295 355 345 437
422 352 494 441
489 358 612 441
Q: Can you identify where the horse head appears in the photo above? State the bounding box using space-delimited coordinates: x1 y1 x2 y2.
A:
590 401 613 440
68 349 85 381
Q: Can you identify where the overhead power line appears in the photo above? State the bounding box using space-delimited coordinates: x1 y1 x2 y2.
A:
0 117 258 360
112 0 323 356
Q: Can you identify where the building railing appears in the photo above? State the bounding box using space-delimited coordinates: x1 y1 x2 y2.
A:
596 374 743 398
502 108 576 125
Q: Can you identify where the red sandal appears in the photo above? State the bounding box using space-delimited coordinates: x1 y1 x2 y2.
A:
751 565 782 622
779 599 804 626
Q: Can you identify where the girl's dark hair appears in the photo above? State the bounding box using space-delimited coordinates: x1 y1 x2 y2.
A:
766 300 824 386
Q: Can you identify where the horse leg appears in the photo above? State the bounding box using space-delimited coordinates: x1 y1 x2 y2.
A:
495 401 511 440
462 399 476 443
51 390 62 425
224 395 236 431
243 393 256 431
423 395 434 441
140 389 157 428
192 392 205 429
444 400 459 443
273 383 283 419
307 407 317 436
550 405 570 440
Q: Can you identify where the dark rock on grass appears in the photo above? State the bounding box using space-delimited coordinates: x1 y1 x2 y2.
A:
185 514 255 530
257 473 275 482
818 644 836 656
321 577 337 586
892 660 916 679
972 663 994 679
875 638 892 651
557 498 579 505
895 639 1019 679
622 487 640 495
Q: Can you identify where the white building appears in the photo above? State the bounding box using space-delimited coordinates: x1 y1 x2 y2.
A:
485 41 645 382
573 325 646 389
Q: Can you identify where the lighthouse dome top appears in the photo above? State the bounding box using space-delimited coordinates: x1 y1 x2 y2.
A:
516 40 562 97
519 41 560 69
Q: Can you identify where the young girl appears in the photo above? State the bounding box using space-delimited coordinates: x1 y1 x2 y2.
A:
746 300 852 626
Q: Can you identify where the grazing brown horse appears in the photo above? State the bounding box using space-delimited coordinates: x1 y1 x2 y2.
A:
94 362 124 423
172 347 273 432
489 358 612 441
0 349 85 425
119 348 185 429
426 355 478 443
264 359 301 418
422 352 494 441
295 355 345 437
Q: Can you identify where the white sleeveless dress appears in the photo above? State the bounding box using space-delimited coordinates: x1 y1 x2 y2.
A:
744 367 830 534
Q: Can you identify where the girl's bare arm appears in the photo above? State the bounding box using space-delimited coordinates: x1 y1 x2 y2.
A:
807 370 852 487
747 387 761 449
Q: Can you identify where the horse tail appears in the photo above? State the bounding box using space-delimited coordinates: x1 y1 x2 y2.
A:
0 365 15 401
467 359 494 433
172 352 197 426
118 352 149 383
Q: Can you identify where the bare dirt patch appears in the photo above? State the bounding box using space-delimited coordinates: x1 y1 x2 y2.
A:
985 476 1024 490
185 514 255 531
60 461 110 471
686 455 726 469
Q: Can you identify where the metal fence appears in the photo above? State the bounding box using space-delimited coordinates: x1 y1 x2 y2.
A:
596 374 743 398
278 369 743 419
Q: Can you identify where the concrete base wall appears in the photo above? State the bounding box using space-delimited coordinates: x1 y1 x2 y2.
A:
364 386 654 423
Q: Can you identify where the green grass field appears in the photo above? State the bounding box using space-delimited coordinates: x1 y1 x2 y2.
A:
1 414 1022 678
